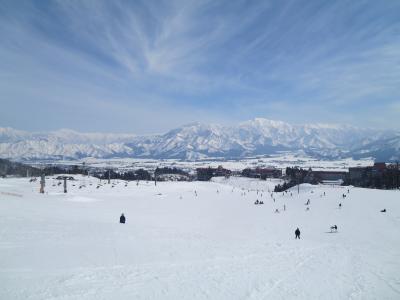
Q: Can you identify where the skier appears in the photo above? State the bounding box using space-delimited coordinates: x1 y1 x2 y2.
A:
380 209 386 213
339 203 342 209
295 227 301 239
120 213 126 224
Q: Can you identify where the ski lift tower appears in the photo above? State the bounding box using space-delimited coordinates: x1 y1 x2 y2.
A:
63 177 67 193
296 171 300 194
40 173 45 194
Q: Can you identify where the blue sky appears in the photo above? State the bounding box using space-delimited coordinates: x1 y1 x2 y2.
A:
1 0 399 134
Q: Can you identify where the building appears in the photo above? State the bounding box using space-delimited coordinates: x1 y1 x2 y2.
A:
196 166 231 181
348 167 368 181
312 171 347 181
242 167 282 179
372 162 386 177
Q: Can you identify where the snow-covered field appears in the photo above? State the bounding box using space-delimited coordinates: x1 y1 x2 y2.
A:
0 175 399 299
28 152 374 172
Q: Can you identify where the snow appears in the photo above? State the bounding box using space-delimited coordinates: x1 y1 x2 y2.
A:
1 119 398 160
0 175 399 299
43 152 373 172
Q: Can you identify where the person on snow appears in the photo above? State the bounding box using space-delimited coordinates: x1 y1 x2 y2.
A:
254 199 259 205
380 209 386 213
339 203 342 209
295 228 301 239
120 213 126 224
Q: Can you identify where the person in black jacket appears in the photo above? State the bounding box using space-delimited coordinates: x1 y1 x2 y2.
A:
295 227 301 239
120 213 126 224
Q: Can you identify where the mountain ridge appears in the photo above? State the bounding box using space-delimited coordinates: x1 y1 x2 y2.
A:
1 119 399 161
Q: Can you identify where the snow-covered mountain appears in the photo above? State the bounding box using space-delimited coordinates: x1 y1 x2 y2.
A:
0 128 136 160
0 119 399 161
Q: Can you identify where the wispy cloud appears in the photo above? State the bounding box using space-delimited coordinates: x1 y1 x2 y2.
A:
0 0 399 132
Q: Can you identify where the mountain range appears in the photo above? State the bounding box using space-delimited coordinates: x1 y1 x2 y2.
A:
0 118 399 161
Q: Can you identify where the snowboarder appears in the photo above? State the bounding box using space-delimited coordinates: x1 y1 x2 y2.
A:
380 209 386 213
295 228 301 239
330 225 338 232
120 213 126 224
306 199 310 205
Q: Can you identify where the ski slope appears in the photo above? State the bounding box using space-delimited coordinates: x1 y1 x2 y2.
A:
0 175 399 299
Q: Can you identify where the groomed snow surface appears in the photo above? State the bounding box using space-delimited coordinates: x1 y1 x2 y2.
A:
0 175 399 300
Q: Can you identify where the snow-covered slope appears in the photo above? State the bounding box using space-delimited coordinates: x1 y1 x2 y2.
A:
351 134 400 161
127 119 397 160
0 176 399 299
0 128 136 160
0 119 398 161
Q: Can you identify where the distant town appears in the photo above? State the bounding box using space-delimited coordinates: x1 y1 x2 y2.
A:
1 158 399 191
